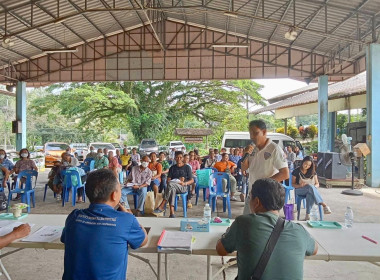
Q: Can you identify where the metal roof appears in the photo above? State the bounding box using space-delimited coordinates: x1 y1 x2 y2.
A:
252 71 366 114
0 0 378 83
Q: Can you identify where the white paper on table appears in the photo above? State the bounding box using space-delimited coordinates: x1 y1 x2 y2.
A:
158 231 192 248
0 222 35 237
0 220 16 228
22 226 63 243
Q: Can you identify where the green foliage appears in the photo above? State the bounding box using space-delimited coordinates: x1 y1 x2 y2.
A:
308 124 318 139
31 80 264 144
337 114 348 136
276 127 285 134
251 114 284 132
287 126 298 139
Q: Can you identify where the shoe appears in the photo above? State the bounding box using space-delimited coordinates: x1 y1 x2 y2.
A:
56 194 61 202
187 202 192 208
169 214 176 218
230 196 237 201
305 214 310 221
323 206 332 214
239 193 245 202
135 211 143 217
153 207 165 214
12 194 21 201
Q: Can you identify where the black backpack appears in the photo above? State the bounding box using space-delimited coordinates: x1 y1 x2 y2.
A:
0 192 8 211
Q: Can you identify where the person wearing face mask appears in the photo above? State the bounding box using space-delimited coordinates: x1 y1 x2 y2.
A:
85 146 97 160
120 155 152 217
94 149 109 170
0 149 14 188
12 148 38 200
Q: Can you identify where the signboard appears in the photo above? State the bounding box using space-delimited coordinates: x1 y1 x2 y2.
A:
184 136 203 143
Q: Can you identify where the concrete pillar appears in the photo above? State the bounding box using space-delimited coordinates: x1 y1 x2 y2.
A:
329 112 336 152
318 75 329 152
15 81 27 151
366 43 380 187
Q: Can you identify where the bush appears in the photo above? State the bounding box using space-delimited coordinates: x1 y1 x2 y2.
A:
308 124 318 139
276 126 298 139
299 126 308 139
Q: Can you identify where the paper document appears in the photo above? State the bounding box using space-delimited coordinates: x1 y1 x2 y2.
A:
22 226 63 243
0 222 35 237
158 230 193 249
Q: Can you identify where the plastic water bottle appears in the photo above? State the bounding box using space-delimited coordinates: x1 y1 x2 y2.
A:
203 204 211 222
310 205 319 221
344 206 354 228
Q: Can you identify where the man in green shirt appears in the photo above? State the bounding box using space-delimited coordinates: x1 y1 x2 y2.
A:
94 148 109 170
216 178 318 280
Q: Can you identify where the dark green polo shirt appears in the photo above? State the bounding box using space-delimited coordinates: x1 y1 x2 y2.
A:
221 212 315 280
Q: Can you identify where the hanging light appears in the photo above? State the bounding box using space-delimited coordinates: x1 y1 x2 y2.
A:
284 28 297 41
1 38 14 48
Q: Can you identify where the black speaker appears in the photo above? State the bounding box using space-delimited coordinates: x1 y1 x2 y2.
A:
324 152 347 179
316 152 325 177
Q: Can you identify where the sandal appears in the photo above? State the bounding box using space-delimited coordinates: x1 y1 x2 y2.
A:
323 206 332 214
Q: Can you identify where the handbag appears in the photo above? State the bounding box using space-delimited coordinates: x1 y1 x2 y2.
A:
235 217 285 280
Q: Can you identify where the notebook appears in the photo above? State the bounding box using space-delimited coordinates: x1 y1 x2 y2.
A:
157 230 193 253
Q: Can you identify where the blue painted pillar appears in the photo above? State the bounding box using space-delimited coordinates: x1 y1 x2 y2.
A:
366 43 380 187
318 75 329 152
15 81 27 151
329 112 336 152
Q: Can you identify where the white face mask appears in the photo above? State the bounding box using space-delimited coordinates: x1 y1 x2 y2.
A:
141 162 149 168
98 153 104 158
90 149 94 153
21 153 28 158
0 155 5 159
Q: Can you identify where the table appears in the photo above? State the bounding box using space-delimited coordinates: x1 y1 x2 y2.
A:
301 222 380 262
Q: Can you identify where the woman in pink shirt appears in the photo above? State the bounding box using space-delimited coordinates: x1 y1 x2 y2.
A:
108 151 122 181
188 151 200 208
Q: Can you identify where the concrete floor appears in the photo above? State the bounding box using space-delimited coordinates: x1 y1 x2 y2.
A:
1 170 380 280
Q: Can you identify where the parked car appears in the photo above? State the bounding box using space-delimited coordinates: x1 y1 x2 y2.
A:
32 145 44 152
89 142 116 156
44 142 70 167
221 132 304 154
70 143 88 161
139 139 158 155
112 143 124 150
168 141 186 152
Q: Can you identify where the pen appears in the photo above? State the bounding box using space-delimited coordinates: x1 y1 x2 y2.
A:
362 235 378 244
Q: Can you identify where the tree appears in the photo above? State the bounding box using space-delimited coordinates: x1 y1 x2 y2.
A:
31 81 265 142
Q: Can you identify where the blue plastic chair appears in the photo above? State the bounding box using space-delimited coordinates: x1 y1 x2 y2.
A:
284 174 305 208
296 195 323 221
7 170 38 213
174 192 188 218
195 169 213 205
61 169 85 207
43 183 56 202
208 172 232 218
80 159 95 173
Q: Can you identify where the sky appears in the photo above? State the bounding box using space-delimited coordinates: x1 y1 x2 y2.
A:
253 78 309 100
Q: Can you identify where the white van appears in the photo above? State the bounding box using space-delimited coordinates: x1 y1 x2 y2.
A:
221 132 304 153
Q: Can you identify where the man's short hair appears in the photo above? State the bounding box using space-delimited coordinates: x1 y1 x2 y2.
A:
249 119 267 130
251 178 285 211
175 151 183 157
85 169 119 204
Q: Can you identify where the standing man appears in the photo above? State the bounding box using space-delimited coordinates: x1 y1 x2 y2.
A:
241 120 289 214
85 146 97 160
61 169 147 280
121 155 152 217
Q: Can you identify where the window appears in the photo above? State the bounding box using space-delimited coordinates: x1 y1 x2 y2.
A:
170 142 183 146
92 144 115 150
283 140 295 149
46 143 70 151
141 141 157 147
224 139 252 148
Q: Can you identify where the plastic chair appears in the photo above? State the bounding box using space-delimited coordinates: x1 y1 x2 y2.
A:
80 159 95 173
296 195 323 221
61 169 85 207
43 183 56 202
7 170 38 213
195 169 213 205
174 192 188 218
208 172 232 219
